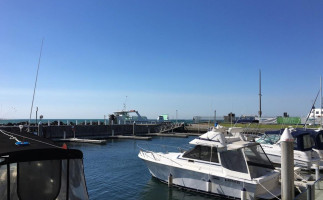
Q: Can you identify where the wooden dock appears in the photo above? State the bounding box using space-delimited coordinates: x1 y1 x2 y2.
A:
52 138 107 144
147 133 188 138
107 135 152 140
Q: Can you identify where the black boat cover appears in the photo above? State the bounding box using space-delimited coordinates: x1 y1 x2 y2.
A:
0 129 82 164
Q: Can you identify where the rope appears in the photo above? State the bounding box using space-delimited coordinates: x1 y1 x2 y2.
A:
294 171 307 181
257 180 281 200
0 130 21 142
0 129 61 149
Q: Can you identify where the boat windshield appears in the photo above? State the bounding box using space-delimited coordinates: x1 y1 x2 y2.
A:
182 145 219 163
256 134 280 144
220 145 274 177
220 149 248 173
244 145 274 169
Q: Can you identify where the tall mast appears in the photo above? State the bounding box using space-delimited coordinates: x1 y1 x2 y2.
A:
258 69 262 118
321 76 322 128
28 39 44 132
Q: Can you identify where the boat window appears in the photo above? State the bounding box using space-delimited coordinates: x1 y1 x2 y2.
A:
303 135 313 150
0 164 7 200
220 149 248 173
294 138 298 149
9 163 18 200
320 134 323 143
182 145 219 163
69 159 88 199
55 160 68 200
244 145 274 169
314 134 323 149
17 160 61 200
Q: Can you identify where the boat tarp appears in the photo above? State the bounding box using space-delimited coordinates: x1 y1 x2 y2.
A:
0 129 82 164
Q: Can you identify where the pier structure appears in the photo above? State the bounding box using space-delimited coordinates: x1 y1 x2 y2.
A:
0 122 185 140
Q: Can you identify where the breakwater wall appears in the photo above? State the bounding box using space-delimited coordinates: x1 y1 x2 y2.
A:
0 124 161 139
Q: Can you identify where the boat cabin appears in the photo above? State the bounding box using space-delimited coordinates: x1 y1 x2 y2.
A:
295 128 323 150
184 134 274 180
0 129 89 200
257 129 314 151
110 110 148 124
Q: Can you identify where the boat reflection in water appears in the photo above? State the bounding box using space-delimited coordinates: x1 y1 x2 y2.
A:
139 178 219 200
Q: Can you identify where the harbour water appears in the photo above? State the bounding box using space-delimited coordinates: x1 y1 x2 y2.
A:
67 136 223 200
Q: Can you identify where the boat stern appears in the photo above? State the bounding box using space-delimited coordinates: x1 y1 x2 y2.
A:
254 171 281 199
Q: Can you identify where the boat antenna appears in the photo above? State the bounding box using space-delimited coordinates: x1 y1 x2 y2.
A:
258 69 262 119
321 76 322 129
28 39 44 132
304 89 320 128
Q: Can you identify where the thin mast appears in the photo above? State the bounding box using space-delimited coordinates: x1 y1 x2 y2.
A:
28 39 44 131
304 89 320 128
321 76 322 128
258 69 262 118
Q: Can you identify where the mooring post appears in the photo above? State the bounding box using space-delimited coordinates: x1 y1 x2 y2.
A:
76 120 78 125
58 120 60 126
240 188 247 200
133 121 135 136
206 179 212 193
281 128 294 200
307 184 315 200
168 174 173 187
315 162 320 189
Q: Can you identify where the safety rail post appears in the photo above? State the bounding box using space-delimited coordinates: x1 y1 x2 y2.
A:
306 184 314 200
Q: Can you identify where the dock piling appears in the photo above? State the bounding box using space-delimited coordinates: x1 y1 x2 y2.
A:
315 163 320 189
168 174 173 187
307 184 315 200
281 128 294 200
240 188 246 200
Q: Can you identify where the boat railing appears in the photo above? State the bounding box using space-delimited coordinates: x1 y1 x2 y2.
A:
294 176 323 200
138 143 191 166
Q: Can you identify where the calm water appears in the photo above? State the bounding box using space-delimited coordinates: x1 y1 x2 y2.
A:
67 136 223 200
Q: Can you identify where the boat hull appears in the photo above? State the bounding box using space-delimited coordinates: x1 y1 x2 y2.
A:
140 155 280 199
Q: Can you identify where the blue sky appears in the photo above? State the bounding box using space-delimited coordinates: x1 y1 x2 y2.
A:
0 0 322 119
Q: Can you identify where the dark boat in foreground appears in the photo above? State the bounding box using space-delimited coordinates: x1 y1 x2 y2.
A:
0 128 89 200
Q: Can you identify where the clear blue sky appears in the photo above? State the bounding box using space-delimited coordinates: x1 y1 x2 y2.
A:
0 0 322 119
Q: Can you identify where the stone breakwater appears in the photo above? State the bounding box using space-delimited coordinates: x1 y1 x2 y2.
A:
0 124 162 139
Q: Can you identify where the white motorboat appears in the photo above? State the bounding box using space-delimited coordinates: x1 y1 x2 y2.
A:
256 128 321 170
138 127 281 199
109 109 148 124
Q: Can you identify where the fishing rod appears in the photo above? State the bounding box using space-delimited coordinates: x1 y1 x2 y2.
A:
28 39 44 132
304 89 320 128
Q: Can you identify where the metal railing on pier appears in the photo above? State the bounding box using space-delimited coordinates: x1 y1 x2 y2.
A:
158 122 184 133
294 176 323 200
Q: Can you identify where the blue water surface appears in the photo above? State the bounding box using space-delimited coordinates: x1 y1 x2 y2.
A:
67 136 222 200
